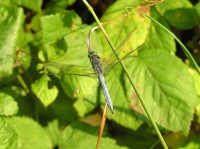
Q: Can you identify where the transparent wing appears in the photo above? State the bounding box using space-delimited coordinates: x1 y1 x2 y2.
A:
42 61 96 78
100 27 142 73
103 43 144 74
101 27 137 69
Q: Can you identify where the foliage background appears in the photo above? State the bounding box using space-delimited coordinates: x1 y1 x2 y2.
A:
0 0 200 149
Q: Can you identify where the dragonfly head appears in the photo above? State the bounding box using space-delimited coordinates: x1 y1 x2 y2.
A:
88 51 100 59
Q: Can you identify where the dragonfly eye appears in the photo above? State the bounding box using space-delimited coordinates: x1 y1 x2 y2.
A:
88 51 99 58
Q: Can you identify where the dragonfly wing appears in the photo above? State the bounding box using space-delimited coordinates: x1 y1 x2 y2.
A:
103 43 144 74
101 27 137 68
41 61 96 78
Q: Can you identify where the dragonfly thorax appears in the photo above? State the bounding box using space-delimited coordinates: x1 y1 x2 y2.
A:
88 51 103 75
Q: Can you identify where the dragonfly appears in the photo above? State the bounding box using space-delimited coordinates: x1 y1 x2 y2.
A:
43 26 143 113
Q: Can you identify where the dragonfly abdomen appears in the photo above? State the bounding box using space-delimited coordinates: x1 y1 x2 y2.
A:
98 73 114 113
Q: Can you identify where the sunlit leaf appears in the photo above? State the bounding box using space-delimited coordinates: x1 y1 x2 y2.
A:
45 120 61 146
0 5 24 77
1 86 32 116
6 117 53 149
10 0 42 11
0 117 19 149
125 49 198 135
0 92 18 116
145 8 176 53
99 0 150 57
58 121 121 149
31 75 58 107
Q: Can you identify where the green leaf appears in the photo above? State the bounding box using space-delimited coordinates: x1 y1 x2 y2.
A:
145 8 176 53
125 49 198 135
39 11 97 65
189 69 200 96
100 1 150 56
45 120 61 146
1 86 32 116
58 121 121 149
6 117 53 149
154 0 199 29
0 92 18 116
40 11 82 44
0 117 19 149
31 75 58 107
155 0 193 15
164 8 199 29
60 76 98 117
0 5 24 77
10 0 42 11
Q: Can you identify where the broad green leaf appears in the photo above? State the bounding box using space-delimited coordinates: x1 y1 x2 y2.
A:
39 11 100 65
125 48 198 135
0 92 18 116
145 8 176 53
0 5 24 77
1 86 32 116
45 120 61 146
10 0 42 11
189 69 200 124
40 11 82 44
154 0 199 29
31 75 58 107
101 64 142 130
189 69 200 95
6 117 53 149
60 76 98 117
164 8 199 29
0 117 19 149
155 0 193 15
99 1 150 57
58 121 121 149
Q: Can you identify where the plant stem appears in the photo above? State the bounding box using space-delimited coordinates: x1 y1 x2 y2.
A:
17 74 30 93
82 0 168 149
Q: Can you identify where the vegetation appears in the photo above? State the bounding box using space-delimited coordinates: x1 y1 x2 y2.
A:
0 0 199 148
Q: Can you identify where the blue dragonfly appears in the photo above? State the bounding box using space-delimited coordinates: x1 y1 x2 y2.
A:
43 27 143 113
